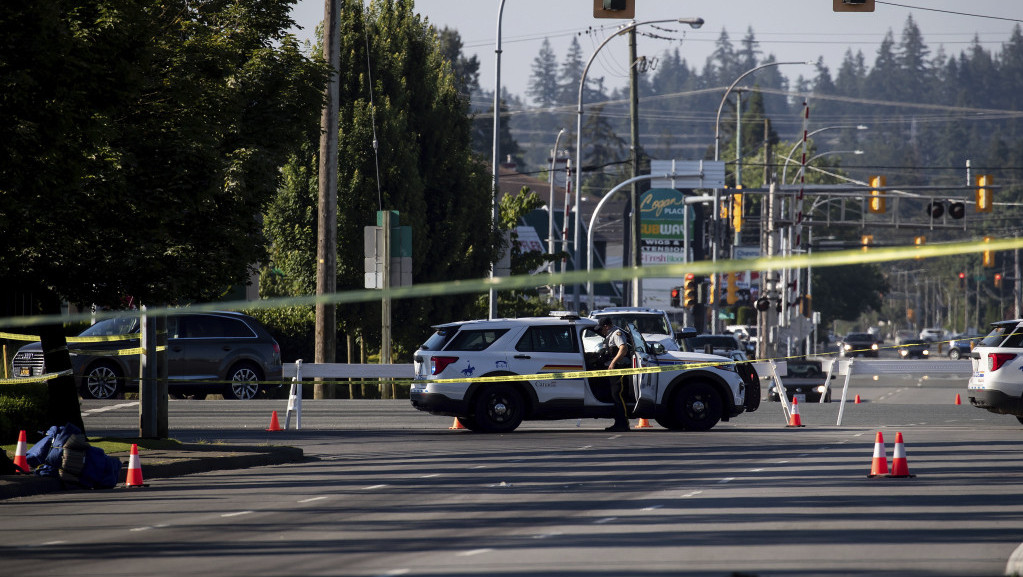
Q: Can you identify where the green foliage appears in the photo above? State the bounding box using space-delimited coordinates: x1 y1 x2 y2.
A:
0 383 50 443
263 0 497 361
0 0 328 308
812 264 888 328
496 188 560 318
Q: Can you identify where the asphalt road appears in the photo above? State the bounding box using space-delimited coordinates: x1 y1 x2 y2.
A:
3 374 1023 577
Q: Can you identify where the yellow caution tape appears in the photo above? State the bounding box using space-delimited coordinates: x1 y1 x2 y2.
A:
0 369 73 385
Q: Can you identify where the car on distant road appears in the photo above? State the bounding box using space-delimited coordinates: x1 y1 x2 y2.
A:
411 313 758 433
897 339 930 359
767 360 833 403
947 335 975 360
839 332 879 358
967 319 1023 423
919 327 945 342
12 311 282 400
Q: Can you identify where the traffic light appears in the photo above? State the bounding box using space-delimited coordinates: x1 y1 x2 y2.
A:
995 273 1003 288
868 176 886 213
983 236 995 267
799 295 812 318
861 235 873 252
683 273 698 308
926 202 944 219
914 236 926 245
949 201 965 219
707 274 717 305
732 190 743 232
726 272 738 305
833 0 874 11
976 174 993 212
958 271 966 289
593 0 634 18
670 287 681 308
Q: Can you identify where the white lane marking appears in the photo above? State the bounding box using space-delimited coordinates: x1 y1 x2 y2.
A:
457 548 494 557
362 484 388 490
221 511 253 518
532 531 564 539
579 445 593 450
471 465 487 469
607 434 623 439
682 490 703 498
593 517 618 524
130 527 152 532
298 496 328 503
718 477 735 484
376 570 410 576
641 504 663 511
40 541 68 546
82 402 138 415
420 473 441 478
749 468 765 472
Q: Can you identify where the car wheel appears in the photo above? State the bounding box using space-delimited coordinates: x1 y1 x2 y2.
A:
81 362 123 400
671 382 722 431
472 383 524 433
456 416 480 431
225 362 263 400
949 348 961 360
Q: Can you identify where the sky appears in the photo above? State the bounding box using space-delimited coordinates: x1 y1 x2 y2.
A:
288 0 1021 101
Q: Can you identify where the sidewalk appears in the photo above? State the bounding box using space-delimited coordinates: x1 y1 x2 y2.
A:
0 443 304 500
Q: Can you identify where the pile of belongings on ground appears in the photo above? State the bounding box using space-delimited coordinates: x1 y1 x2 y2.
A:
25 423 122 489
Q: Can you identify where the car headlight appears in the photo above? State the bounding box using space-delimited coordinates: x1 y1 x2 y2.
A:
871 343 879 351
843 344 852 351
816 385 827 393
922 349 929 355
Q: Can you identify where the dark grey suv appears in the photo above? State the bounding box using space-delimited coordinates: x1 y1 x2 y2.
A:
11 311 282 400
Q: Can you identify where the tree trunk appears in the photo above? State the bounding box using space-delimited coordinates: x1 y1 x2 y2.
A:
38 296 84 433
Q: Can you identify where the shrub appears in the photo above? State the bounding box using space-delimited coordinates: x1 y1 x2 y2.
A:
0 382 50 443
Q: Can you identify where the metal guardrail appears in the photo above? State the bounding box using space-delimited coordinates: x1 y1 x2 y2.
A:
282 363 414 380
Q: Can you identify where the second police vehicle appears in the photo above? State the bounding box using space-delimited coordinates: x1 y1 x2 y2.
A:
411 313 759 433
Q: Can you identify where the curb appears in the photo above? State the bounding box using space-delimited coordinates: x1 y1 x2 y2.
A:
0 444 304 500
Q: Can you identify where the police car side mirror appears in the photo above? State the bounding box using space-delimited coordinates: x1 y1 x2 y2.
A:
649 343 666 355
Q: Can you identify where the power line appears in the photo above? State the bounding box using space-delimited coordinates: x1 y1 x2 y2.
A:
877 1 1023 23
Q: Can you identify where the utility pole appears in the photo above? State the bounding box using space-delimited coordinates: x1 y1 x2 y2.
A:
315 0 340 399
628 28 641 306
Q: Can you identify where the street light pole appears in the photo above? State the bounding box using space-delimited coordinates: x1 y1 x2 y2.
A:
711 60 811 333
781 124 868 184
489 0 506 320
548 128 565 283
574 17 704 312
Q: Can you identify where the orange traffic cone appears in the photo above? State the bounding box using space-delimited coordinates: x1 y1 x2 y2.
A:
636 418 652 428
889 431 915 478
854 394 861 404
955 393 962 405
787 396 804 427
125 443 145 487
12 430 29 473
449 418 466 430
868 431 888 477
266 410 283 431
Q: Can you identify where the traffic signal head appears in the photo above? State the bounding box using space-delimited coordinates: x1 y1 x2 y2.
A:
926 201 944 219
833 0 875 11
958 271 966 289
983 236 995 268
948 201 965 219
683 273 698 308
976 174 993 212
995 273 1003 288
670 287 681 308
593 0 634 18
731 191 743 232
868 176 886 213
726 272 738 305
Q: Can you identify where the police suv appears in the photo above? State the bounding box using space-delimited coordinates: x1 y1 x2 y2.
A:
411 313 758 433
967 319 1023 423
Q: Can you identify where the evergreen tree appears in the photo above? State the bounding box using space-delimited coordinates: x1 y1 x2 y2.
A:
436 27 480 97
528 38 560 107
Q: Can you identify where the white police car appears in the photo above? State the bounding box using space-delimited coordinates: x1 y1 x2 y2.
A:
967 319 1023 423
411 313 757 433
589 307 680 351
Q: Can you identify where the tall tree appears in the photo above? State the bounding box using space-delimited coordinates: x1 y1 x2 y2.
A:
528 38 560 107
263 0 497 361
1 0 326 426
436 26 480 98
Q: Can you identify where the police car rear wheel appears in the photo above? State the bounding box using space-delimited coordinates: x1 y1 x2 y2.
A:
473 383 524 433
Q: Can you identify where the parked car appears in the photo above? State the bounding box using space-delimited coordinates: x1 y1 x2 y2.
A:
410 313 758 433
947 335 975 360
682 334 748 361
589 307 679 352
839 333 879 357
767 360 834 403
725 324 758 358
967 319 1023 423
12 311 282 400
919 327 945 342
898 339 930 359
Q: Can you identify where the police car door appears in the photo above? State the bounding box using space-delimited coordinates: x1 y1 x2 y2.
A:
626 323 658 410
513 323 586 410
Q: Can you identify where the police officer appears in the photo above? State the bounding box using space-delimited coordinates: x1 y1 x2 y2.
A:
597 317 630 432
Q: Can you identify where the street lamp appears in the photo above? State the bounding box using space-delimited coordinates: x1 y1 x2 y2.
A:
711 60 812 333
788 150 864 185
548 128 565 282
781 125 868 184
488 0 507 320
573 16 704 312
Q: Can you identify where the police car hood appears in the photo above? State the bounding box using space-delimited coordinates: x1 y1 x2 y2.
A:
656 350 734 364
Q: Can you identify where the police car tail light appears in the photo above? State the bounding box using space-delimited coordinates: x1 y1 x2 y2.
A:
989 352 1016 372
431 356 459 375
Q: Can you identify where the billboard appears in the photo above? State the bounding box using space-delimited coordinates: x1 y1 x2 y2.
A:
640 188 692 265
